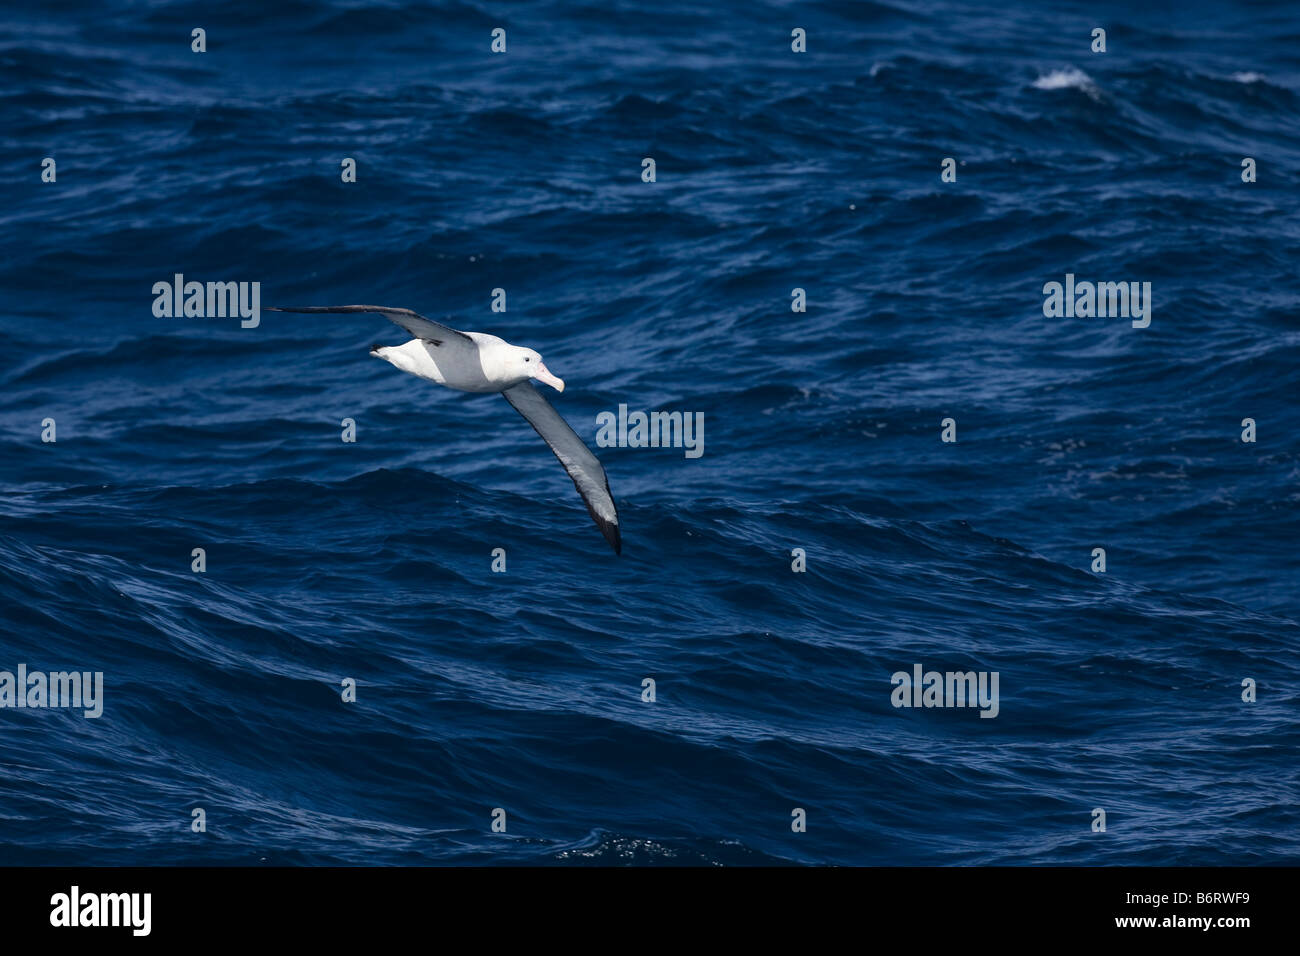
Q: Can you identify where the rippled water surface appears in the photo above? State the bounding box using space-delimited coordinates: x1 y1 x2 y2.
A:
1 0 1297 864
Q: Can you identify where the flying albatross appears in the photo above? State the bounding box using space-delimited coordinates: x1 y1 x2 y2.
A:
266 304 620 554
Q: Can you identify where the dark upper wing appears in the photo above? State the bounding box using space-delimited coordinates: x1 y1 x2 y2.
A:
502 381 621 555
265 305 472 346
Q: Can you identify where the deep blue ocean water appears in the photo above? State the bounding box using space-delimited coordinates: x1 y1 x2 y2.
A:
1 0 1297 865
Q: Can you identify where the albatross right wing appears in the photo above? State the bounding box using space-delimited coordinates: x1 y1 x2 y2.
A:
265 305 472 346
502 381 621 555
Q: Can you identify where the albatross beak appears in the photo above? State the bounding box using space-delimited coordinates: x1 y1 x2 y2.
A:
533 362 565 392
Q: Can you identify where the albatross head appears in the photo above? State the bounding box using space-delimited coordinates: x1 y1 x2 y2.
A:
512 346 565 392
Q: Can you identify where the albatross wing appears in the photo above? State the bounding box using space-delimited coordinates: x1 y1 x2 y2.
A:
502 381 621 554
265 305 472 346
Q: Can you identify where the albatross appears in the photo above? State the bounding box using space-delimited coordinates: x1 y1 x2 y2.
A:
266 304 621 554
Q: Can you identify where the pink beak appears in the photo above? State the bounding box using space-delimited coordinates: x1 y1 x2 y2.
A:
533 362 565 392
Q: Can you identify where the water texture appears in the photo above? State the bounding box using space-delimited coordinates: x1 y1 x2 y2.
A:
0 0 1297 864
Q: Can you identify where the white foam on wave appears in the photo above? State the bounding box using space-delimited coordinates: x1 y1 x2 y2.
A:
1230 71 1266 84
1032 67 1095 91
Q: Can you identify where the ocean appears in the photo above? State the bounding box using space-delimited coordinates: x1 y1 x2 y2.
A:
1 0 1297 865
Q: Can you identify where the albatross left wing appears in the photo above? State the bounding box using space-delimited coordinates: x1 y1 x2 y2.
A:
502 381 621 555
265 305 472 346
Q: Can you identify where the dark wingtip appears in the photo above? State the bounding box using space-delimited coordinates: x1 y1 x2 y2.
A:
601 519 621 555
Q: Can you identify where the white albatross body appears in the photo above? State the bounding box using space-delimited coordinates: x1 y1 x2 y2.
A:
374 332 554 393
266 304 621 554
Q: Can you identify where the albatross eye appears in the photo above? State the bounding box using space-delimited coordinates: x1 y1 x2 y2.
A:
525 357 531 362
